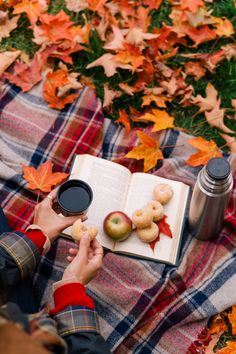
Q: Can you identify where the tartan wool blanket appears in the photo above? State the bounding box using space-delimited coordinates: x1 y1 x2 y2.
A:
0 82 236 354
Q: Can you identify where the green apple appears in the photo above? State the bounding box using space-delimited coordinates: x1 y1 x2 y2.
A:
103 211 132 241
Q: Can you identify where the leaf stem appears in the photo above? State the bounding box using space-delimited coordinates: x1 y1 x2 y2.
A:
36 190 40 204
160 143 184 149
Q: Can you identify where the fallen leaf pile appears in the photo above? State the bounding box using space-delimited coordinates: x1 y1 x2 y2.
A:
0 0 235 171
187 306 236 353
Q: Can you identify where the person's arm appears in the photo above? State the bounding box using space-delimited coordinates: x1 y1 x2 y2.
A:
0 229 46 292
0 189 85 295
51 235 111 354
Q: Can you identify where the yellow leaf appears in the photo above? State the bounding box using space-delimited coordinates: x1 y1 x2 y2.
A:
186 136 222 167
138 109 174 132
115 43 144 71
125 131 164 172
142 94 168 108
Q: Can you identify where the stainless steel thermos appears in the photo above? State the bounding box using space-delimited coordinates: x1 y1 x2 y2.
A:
188 157 233 241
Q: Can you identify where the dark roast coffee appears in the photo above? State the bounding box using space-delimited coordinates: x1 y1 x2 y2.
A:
57 179 93 216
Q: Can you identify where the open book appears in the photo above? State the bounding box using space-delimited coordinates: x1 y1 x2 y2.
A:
61 154 190 265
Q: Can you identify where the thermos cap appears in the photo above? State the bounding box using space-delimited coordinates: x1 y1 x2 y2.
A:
206 157 231 180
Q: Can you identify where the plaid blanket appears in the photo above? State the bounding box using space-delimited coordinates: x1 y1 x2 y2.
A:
0 82 236 354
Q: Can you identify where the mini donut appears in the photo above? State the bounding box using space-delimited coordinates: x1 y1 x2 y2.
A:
146 200 164 222
153 183 173 205
71 219 98 241
137 222 159 243
132 207 153 229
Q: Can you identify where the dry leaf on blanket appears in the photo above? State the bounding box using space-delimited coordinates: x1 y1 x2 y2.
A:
186 136 222 167
125 131 163 172
0 50 21 76
103 83 121 108
115 110 131 133
43 68 81 109
22 160 68 193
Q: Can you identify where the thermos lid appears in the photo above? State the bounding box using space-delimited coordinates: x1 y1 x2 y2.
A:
206 157 231 180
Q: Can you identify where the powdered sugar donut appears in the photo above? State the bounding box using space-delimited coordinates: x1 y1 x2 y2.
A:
146 200 164 222
153 183 173 205
132 207 153 229
137 222 159 243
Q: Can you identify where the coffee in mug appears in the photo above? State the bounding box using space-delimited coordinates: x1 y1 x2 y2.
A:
56 179 93 216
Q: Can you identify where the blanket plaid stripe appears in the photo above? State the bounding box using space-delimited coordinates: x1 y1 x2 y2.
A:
0 82 236 353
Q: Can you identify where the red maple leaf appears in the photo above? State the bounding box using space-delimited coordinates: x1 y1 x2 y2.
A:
149 215 172 252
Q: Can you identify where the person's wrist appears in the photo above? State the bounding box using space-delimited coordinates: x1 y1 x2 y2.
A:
62 272 87 285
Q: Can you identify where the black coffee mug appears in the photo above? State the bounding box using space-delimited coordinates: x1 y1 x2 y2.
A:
56 179 93 216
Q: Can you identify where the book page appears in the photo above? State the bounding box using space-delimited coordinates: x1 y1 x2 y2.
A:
62 154 132 249
115 173 189 264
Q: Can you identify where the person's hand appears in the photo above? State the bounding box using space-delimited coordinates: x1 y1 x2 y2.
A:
33 188 87 241
62 234 103 285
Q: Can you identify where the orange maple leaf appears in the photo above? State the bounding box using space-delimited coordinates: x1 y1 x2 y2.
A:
228 306 236 335
180 0 204 13
13 0 46 25
116 110 131 133
125 131 164 172
22 160 68 193
43 68 80 109
184 61 206 80
214 18 234 37
142 0 163 11
86 0 107 15
36 10 73 43
136 109 174 132
186 25 217 47
115 43 145 72
217 341 236 354
186 137 222 167
208 313 228 335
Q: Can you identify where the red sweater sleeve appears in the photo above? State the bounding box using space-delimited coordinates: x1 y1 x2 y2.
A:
51 283 95 315
26 229 47 252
